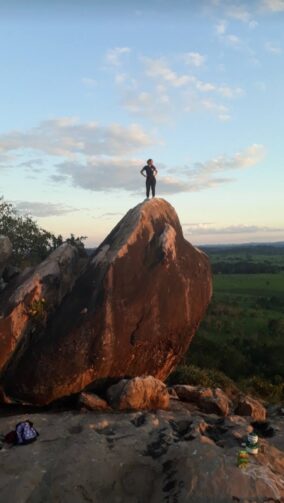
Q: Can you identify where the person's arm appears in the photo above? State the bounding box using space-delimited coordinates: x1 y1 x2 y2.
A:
153 166 158 176
140 167 146 177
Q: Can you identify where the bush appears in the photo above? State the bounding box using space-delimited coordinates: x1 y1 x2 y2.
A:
240 375 284 403
167 364 237 393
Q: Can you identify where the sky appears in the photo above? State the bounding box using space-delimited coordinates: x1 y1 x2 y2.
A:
0 0 283 246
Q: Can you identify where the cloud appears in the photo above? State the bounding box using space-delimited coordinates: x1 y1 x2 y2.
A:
106 47 131 66
143 56 243 98
143 57 194 87
199 99 231 121
182 52 206 67
226 4 257 27
52 144 265 195
121 88 172 122
261 0 284 11
215 20 242 48
184 223 284 235
265 41 282 54
54 157 144 192
0 118 155 158
215 20 227 35
14 201 79 217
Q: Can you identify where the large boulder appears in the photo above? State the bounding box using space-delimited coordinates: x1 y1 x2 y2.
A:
0 198 212 405
107 376 170 410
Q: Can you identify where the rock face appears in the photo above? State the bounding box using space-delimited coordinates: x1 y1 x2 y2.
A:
107 376 170 410
0 244 81 383
0 199 212 405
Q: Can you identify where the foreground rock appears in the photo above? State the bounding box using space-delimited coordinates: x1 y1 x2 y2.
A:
174 385 231 416
0 199 212 405
235 395 267 421
107 376 170 410
79 392 109 411
0 404 283 502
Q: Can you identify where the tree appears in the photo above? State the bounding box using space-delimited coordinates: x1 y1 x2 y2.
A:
0 197 86 266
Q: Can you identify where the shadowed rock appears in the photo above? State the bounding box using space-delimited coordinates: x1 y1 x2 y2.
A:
0 198 212 405
0 236 12 291
235 396 267 421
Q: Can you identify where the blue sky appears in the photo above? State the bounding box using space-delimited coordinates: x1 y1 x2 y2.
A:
0 0 283 245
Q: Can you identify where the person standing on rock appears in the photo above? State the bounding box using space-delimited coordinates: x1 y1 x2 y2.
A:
140 159 158 199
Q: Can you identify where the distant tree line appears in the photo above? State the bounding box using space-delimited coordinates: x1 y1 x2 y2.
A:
212 261 281 274
0 197 86 267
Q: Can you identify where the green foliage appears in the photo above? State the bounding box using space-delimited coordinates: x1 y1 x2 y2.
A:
183 245 284 403
27 298 47 323
0 197 86 267
240 376 284 403
167 364 236 392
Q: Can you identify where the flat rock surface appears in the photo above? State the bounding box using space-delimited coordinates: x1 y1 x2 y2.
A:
0 403 283 503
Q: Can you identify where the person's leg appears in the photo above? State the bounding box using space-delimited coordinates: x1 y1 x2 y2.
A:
146 178 151 198
151 178 156 197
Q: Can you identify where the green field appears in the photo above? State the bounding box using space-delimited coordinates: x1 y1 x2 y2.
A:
176 244 284 401
214 272 284 294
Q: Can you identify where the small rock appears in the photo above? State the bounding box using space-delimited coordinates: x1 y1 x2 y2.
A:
235 396 266 421
167 387 179 399
199 388 231 417
107 376 170 411
173 385 231 416
173 384 201 403
79 392 109 411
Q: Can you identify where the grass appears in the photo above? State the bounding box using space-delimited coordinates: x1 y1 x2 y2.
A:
171 245 284 403
214 273 284 298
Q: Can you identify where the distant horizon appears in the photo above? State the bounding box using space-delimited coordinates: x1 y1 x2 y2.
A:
1 0 283 245
86 239 284 249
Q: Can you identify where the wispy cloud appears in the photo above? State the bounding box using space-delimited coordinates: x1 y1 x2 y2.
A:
184 223 284 235
0 118 155 158
182 52 206 67
52 144 265 195
143 56 193 87
14 201 79 217
121 88 172 123
261 0 284 12
265 41 282 54
106 47 131 66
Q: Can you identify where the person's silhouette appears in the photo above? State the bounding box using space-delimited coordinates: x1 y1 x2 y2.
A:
140 159 158 198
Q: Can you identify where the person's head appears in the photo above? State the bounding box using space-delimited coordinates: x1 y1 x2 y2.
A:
147 158 153 166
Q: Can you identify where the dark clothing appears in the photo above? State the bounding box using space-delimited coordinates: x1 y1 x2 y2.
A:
146 177 156 197
141 165 157 179
141 164 157 197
